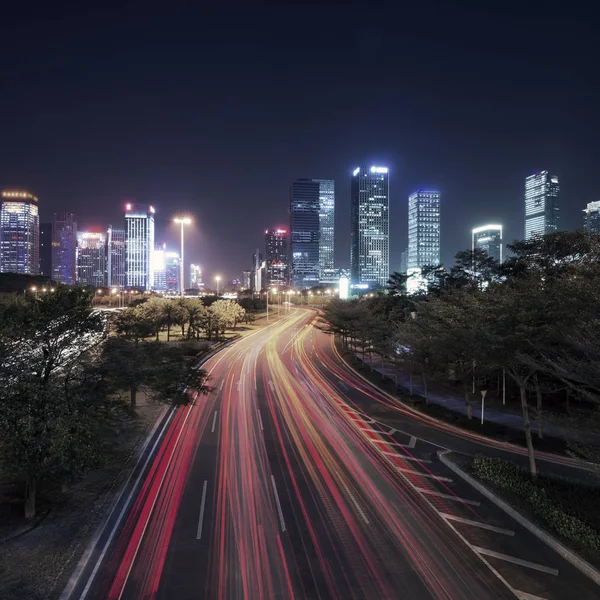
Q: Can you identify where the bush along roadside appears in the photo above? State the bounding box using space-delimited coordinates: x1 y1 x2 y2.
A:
471 455 600 557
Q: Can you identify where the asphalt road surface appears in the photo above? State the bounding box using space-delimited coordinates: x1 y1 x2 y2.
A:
72 308 600 600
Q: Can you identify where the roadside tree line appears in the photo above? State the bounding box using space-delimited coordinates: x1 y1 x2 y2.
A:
322 231 600 479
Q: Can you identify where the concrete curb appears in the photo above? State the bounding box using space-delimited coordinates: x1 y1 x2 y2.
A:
438 449 600 586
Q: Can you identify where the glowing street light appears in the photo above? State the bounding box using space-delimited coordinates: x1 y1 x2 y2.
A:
174 216 192 297
215 275 221 296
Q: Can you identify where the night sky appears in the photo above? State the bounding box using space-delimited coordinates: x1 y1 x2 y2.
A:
1 1 598 283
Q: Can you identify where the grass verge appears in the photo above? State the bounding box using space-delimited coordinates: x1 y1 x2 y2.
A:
448 452 600 568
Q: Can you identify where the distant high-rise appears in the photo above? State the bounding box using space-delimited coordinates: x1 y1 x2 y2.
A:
39 222 52 277
51 212 77 285
242 270 252 290
407 189 441 273
151 245 167 291
107 226 126 288
0 190 39 275
252 249 264 292
316 179 335 283
525 171 560 239
583 201 600 233
400 249 408 274
265 228 289 287
190 264 203 289
165 252 180 292
350 166 390 287
76 231 107 287
290 179 320 289
472 224 503 263
125 203 155 290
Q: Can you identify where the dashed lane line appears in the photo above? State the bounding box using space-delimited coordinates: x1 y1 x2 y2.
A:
271 475 286 532
196 481 208 540
393 466 453 483
381 451 432 464
472 546 559 576
211 411 218 433
413 488 481 506
440 513 514 536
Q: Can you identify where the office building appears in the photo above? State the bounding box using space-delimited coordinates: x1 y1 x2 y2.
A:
151 245 167 291
472 224 503 263
165 252 180 293
252 249 264 292
190 264 204 289
125 203 155 290
76 231 107 287
51 212 77 285
316 179 335 283
525 171 560 239
350 166 390 287
39 222 52 277
107 226 126 288
290 179 320 288
400 249 408 274
0 190 40 275
242 270 252 290
583 201 600 233
265 227 289 287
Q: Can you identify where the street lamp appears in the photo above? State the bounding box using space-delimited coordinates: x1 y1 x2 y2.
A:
174 216 192 297
215 275 221 296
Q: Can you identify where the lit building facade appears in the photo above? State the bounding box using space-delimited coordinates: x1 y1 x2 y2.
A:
265 228 289 287
242 270 252 290
51 212 77 285
290 179 320 289
39 222 52 277
583 201 600 233
107 226 126 288
252 249 264 292
76 231 107 287
316 179 335 283
472 224 503 263
151 245 167 291
525 171 560 239
165 252 180 293
350 167 390 287
125 203 155 290
0 190 39 275
190 264 204 289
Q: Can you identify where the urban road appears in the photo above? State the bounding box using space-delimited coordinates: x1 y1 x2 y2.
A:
65 308 599 600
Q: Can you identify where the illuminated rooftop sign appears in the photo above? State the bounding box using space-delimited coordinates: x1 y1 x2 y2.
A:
370 166 388 174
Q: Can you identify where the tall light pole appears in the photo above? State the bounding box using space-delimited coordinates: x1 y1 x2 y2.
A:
215 275 221 296
174 217 192 297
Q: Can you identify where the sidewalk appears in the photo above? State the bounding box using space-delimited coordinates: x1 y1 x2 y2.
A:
355 352 600 446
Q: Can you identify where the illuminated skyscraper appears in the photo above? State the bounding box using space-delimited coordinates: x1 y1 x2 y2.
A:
0 190 39 275
190 264 204 289
125 203 155 290
290 179 320 288
407 189 441 273
583 201 600 234
51 212 77 285
165 252 180 293
151 244 167 291
472 224 503 263
265 228 289 287
350 166 389 286
315 179 335 283
242 270 252 290
107 226 126 288
76 231 107 287
525 171 560 239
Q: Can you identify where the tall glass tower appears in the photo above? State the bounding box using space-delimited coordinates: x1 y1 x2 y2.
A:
315 179 335 283
407 189 441 271
350 166 389 287
525 171 559 239
52 212 77 285
125 203 155 290
107 226 126 288
76 231 107 287
290 179 320 289
0 190 39 275
265 227 289 287
583 201 600 233
472 224 503 263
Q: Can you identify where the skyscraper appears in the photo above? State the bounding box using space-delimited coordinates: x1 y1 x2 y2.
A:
51 212 77 285
290 179 320 289
76 231 107 287
583 201 600 233
107 226 126 288
525 171 560 239
125 203 155 290
350 166 390 287
39 222 52 277
242 270 252 290
265 228 289 287
252 249 264 292
190 264 204 289
165 252 180 293
472 224 503 263
315 179 335 283
0 190 39 275
151 245 167 291
407 189 441 273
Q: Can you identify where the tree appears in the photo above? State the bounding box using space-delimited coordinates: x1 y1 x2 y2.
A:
209 300 246 338
387 271 409 296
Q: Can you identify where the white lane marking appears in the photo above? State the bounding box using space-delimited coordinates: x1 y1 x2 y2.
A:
414 488 480 506
339 478 370 525
370 436 416 449
472 546 558 576
515 592 548 600
382 451 432 463
255 379 257 390
258 409 264 431
196 481 208 540
387 427 398 435
211 411 218 433
393 466 453 483
271 475 286 532
77 408 174 599
268 381 275 391
219 380 224 391
440 513 514 536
